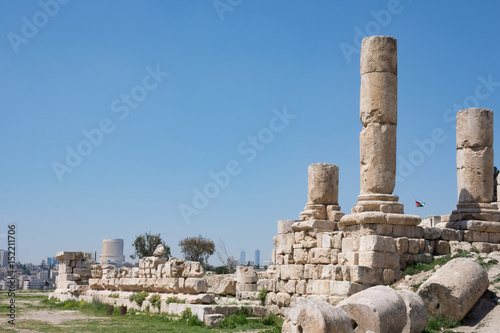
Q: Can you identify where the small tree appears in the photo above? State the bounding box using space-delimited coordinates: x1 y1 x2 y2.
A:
215 238 234 274
130 232 170 260
178 235 215 267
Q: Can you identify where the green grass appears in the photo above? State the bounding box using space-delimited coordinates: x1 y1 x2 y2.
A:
403 251 471 277
423 316 461 333
492 273 500 284
476 257 499 270
2 291 283 332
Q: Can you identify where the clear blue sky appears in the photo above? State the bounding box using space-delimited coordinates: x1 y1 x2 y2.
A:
2 1 500 265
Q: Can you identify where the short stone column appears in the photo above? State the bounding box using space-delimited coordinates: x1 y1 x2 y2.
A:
450 108 500 223
300 163 343 221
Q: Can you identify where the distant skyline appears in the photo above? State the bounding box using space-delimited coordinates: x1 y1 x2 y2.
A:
2 1 500 265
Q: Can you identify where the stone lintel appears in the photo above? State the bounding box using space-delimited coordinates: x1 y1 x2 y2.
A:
340 212 420 226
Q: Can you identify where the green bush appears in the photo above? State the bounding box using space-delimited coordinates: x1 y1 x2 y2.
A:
149 294 161 310
180 307 204 326
258 288 268 305
424 316 460 332
165 296 185 304
129 292 149 307
109 293 120 298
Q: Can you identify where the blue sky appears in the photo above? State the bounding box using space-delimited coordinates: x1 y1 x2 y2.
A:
2 0 500 265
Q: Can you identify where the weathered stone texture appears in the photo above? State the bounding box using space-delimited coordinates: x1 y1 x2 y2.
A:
417 258 489 321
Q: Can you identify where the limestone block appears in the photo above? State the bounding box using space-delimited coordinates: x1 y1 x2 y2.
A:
236 266 258 284
359 235 396 253
237 283 257 292
321 265 342 280
307 163 339 205
456 108 493 149
294 280 306 295
342 237 359 253
331 249 340 265
348 265 384 285
449 241 474 254
393 225 424 239
293 220 336 231
153 244 166 257
309 248 332 264
304 264 321 280
163 258 185 278
441 228 462 241
182 261 204 278
321 233 334 248
397 290 429 333
383 269 395 283
417 258 489 321
327 205 344 222
435 240 450 255
396 237 409 254
424 227 442 240
359 251 400 269
282 297 354 333
408 239 420 254
60 264 73 274
293 248 308 264
464 230 489 243
213 278 236 296
330 281 365 297
284 254 294 265
338 285 407 333
308 280 330 295
65 274 81 281
278 220 296 234
205 314 225 327
281 280 296 294
473 242 491 253
73 268 91 277
332 232 344 249
344 252 359 265
276 292 292 307
360 35 397 75
457 146 494 203
280 265 304 280
360 71 397 126
424 240 435 254
360 123 397 195
488 232 500 243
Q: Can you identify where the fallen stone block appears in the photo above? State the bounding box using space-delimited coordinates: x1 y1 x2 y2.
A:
338 285 407 333
282 297 353 333
417 258 488 321
213 277 236 296
204 314 225 327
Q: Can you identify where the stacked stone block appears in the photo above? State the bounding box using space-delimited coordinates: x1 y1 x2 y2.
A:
55 251 94 293
87 257 207 294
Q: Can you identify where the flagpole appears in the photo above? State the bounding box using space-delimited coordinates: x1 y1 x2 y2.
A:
414 199 417 216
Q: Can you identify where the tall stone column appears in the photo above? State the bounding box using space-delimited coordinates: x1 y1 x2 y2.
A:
352 36 403 214
450 108 500 222
300 163 343 221
456 108 494 204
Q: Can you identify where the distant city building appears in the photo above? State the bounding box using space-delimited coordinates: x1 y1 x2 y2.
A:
98 239 125 264
240 250 246 266
255 249 260 267
0 250 8 267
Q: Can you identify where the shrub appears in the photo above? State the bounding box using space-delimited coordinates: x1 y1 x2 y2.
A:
129 292 149 307
149 294 161 310
109 293 120 298
258 288 268 305
165 296 185 304
180 307 204 326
